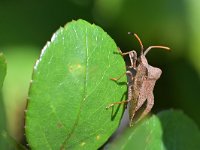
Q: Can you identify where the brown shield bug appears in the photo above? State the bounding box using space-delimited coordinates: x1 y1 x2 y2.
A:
107 33 170 126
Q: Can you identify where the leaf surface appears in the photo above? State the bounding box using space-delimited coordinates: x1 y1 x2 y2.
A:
0 53 6 88
0 53 7 149
108 110 200 150
108 115 165 150
158 110 200 150
25 19 127 149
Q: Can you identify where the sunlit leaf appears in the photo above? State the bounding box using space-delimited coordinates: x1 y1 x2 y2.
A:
25 19 127 149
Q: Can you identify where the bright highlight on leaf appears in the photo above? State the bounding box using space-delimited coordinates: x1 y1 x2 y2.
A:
25 19 127 149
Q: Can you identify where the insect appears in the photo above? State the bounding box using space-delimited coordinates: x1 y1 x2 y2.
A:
107 33 170 126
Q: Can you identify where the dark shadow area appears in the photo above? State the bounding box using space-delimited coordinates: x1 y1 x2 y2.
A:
155 57 200 127
110 80 127 86
110 91 127 121
113 51 121 55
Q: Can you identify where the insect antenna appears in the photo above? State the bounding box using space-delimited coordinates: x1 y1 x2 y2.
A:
144 46 170 56
128 32 144 55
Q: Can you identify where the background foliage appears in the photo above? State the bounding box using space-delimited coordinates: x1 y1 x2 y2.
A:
0 0 200 149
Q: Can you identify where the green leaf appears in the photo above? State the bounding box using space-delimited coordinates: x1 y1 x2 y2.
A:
2 46 39 141
25 19 127 149
108 115 165 150
157 110 200 150
0 53 6 89
1 131 27 150
108 110 200 150
0 53 7 149
0 53 25 150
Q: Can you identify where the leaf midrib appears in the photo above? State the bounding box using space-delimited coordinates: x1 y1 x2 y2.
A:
61 27 90 149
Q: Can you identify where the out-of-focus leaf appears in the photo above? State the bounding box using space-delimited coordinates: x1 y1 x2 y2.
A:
0 53 6 88
0 53 7 149
158 110 200 150
1 131 27 150
108 115 165 150
108 110 200 150
187 0 200 76
0 53 27 150
166 61 200 127
2 46 39 141
93 0 124 24
26 19 127 149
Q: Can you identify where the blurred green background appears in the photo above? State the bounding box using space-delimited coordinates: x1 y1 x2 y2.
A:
0 0 200 145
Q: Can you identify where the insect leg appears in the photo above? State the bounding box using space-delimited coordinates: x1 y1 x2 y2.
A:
107 71 134 109
106 83 132 109
106 99 131 109
110 72 126 81
117 47 137 68
117 47 135 56
111 50 137 82
128 51 137 69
